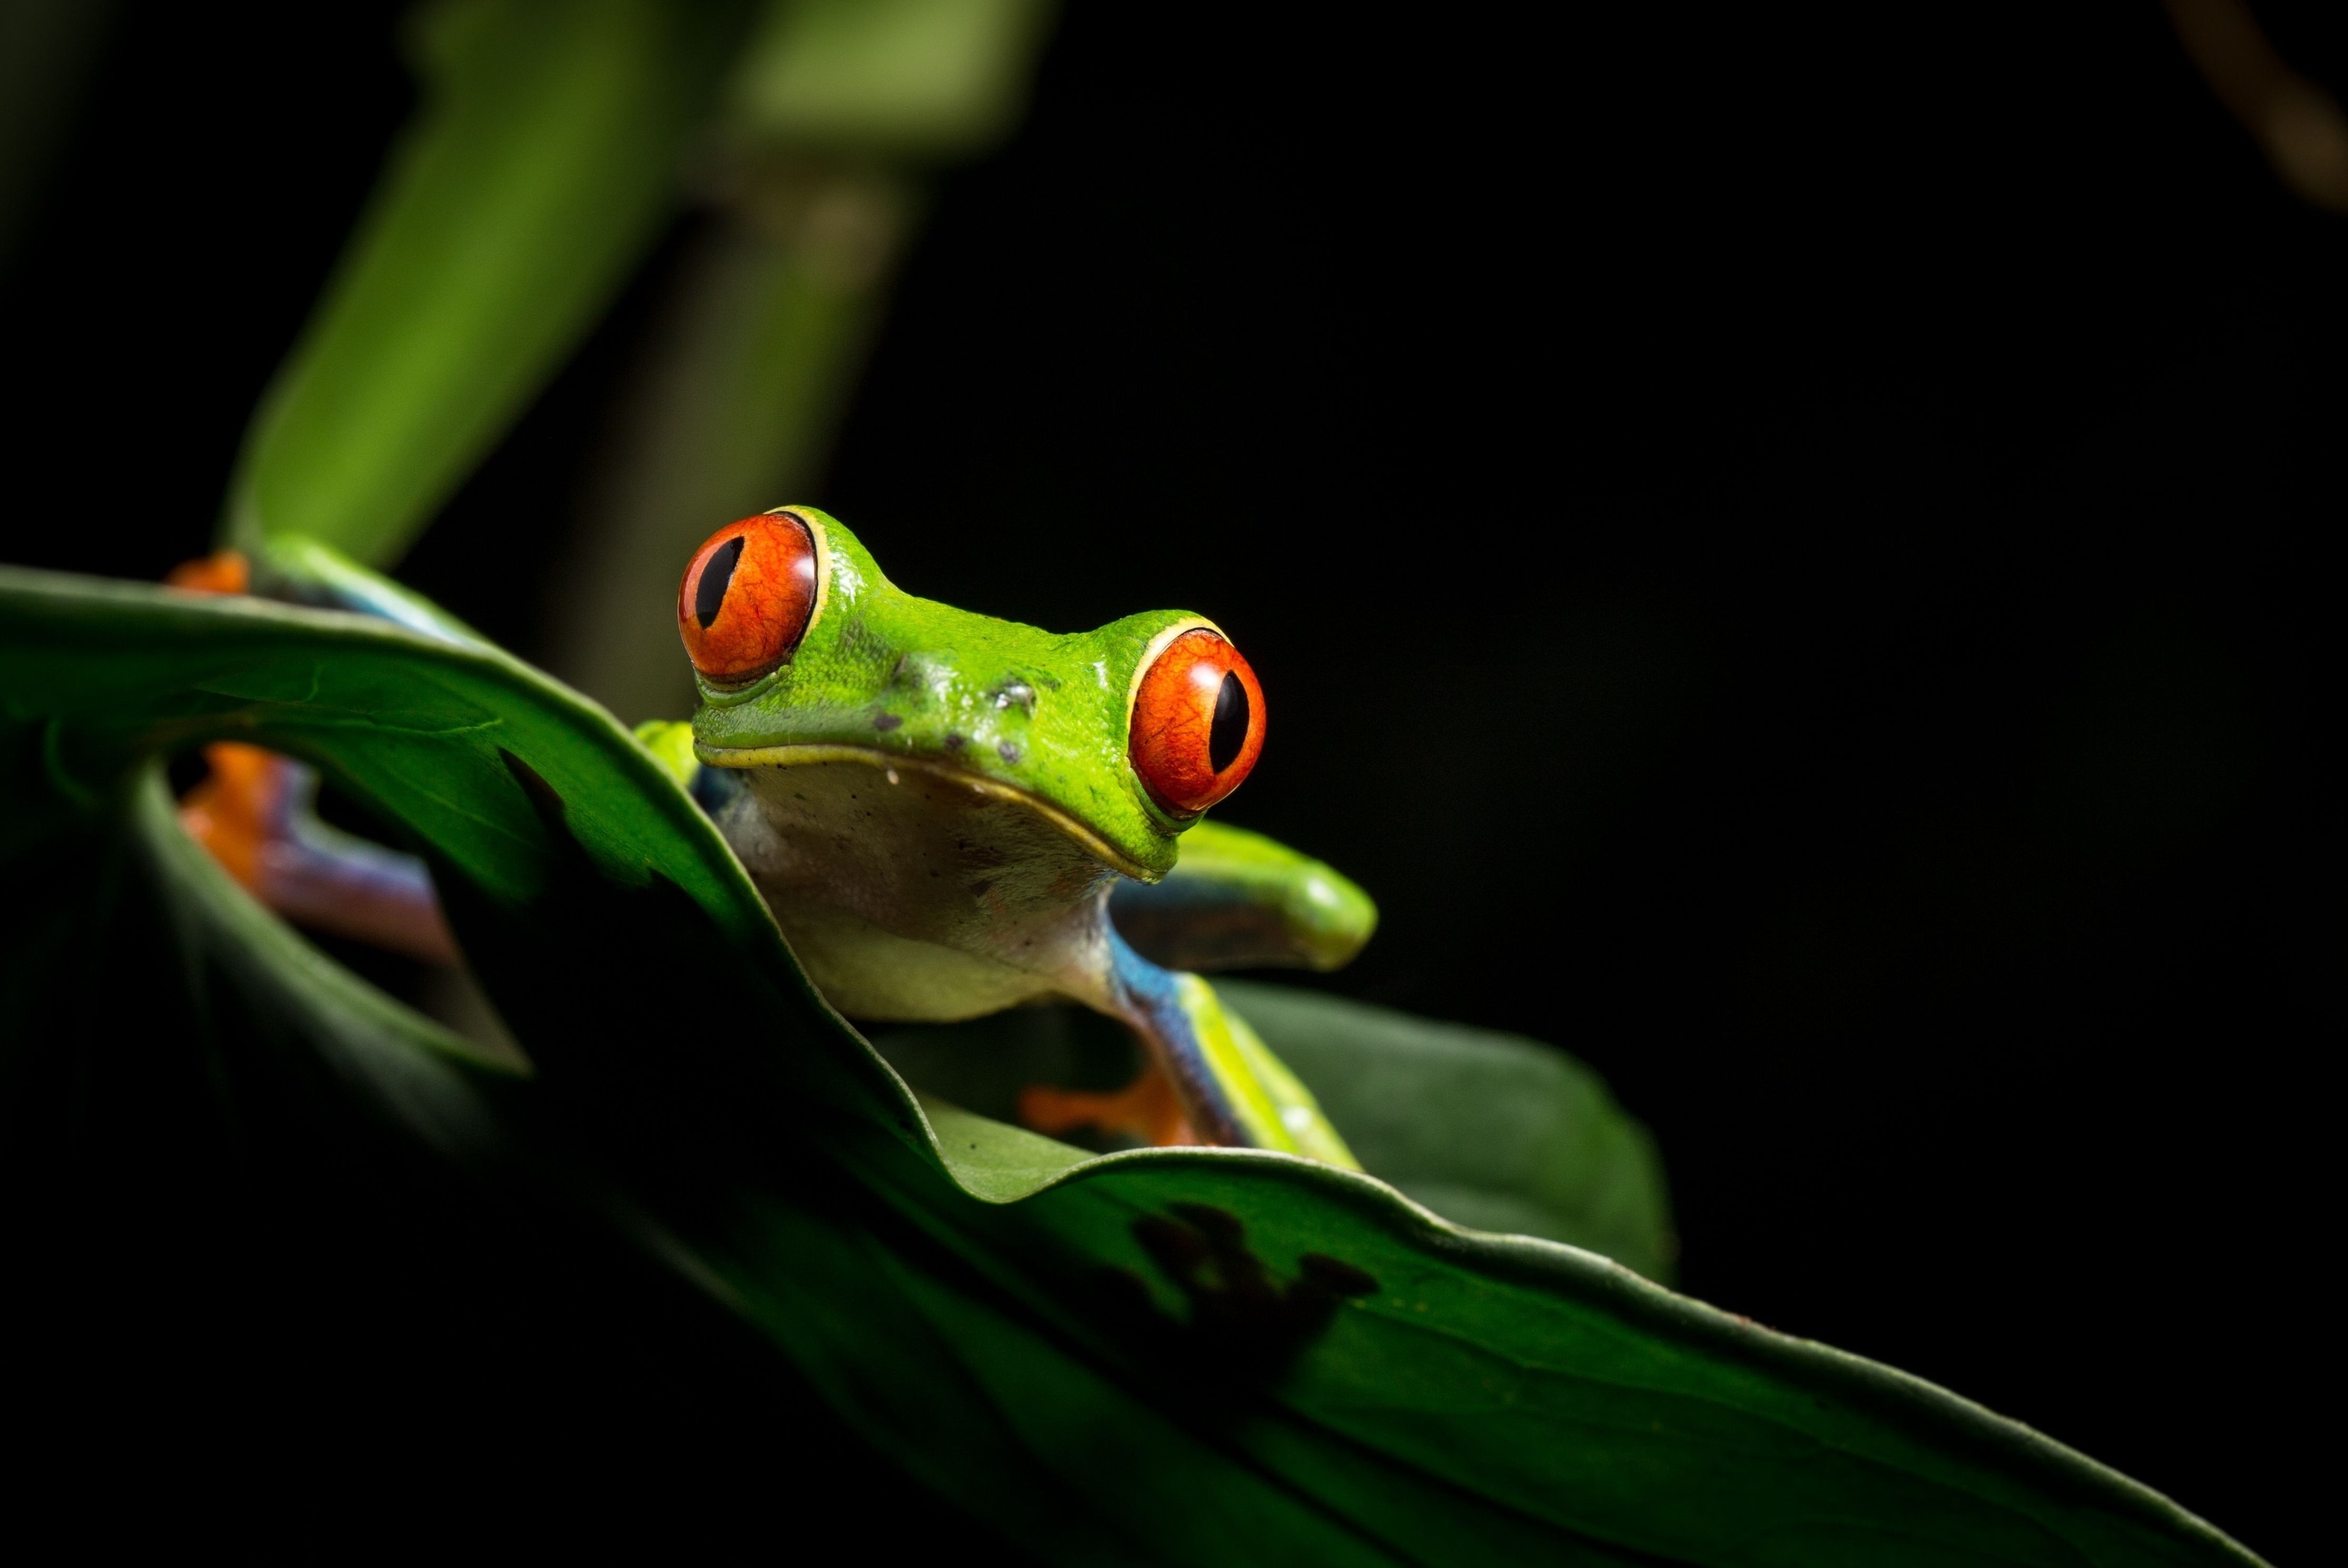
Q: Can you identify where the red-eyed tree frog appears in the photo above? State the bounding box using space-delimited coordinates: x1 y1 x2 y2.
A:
177 508 1376 1165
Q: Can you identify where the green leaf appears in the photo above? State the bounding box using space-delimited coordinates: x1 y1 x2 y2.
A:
0 729 504 1178
222 0 753 566
0 562 2264 1566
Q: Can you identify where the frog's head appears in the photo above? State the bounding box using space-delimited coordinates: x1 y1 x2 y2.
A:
679 507 1264 882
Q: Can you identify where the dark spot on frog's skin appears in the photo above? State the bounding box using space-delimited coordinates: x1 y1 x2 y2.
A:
971 880 993 897
872 713 902 731
1035 672 1062 691
945 732 966 751
1110 1205 1379 1385
997 741 1021 763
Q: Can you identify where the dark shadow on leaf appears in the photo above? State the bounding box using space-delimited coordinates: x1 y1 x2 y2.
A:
1098 1203 1379 1387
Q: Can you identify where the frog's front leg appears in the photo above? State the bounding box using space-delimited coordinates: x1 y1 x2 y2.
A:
1020 820 1374 1165
1030 921 1361 1169
1107 818 1377 974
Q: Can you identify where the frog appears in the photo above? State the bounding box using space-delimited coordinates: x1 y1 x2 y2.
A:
172 508 1376 1165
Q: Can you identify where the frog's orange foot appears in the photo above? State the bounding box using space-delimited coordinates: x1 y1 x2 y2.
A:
179 741 459 965
1019 1064 1199 1148
164 549 250 596
179 740 286 891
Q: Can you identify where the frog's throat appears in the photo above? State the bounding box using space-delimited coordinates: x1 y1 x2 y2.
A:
694 742 1160 883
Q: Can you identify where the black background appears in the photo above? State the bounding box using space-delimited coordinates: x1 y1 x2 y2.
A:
2 4 2334 1559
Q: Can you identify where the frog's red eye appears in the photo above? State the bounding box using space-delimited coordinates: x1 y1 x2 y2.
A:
678 511 818 683
1130 627 1265 815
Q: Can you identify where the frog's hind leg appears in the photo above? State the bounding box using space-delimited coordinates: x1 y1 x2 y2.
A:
167 549 467 964
180 742 458 964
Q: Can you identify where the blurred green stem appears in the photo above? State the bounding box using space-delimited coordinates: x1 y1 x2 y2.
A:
223 0 754 566
546 0 1058 721
545 161 915 721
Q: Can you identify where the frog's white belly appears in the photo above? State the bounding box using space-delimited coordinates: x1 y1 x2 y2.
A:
712 756 1121 1022
764 902 1057 1022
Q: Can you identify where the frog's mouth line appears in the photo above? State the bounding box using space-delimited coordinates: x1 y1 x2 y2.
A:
695 742 1159 883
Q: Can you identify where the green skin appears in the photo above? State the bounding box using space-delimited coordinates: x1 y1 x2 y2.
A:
645 508 1373 1164
241 518 1374 1164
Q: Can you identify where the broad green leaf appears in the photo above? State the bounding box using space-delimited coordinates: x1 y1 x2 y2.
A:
0 564 2264 1566
222 0 753 566
0 735 503 1176
0 749 920 1494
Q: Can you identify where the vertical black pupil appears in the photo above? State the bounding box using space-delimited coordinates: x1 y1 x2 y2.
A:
1208 671 1249 773
696 536 745 628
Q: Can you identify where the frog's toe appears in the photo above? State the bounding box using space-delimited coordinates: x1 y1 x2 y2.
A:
1018 1064 1199 1149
